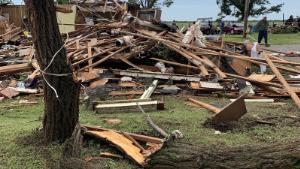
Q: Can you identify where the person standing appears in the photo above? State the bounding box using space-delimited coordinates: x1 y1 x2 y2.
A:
256 17 270 47
243 40 266 74
220 19 225 34
172 20 179 30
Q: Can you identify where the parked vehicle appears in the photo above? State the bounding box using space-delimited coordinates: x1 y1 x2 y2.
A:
197 17 219 35
223 22 248 34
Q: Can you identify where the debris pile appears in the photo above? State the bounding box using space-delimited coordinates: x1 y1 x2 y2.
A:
1 1 300 110
1 0 300 165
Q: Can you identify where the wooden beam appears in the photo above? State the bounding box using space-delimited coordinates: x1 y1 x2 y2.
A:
263 52 300 109
115 70 203 82
0 63 33 75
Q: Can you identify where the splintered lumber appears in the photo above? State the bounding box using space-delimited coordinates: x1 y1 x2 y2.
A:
122 132 146 152
163 43 209 76
0 88 20 98
100 152 123 159
93 99 152 105
188 98 220 114
94 100 164 113
190 82 224 90
140 80 158 99
114 70 203 82
188 95 247 124
109 91 149 96
263 52 300 109
85 130 146 165
150 58 199 70
0 63 33 75
79 47 128 71
82 125 164 144
248 74 276 82
226 73 282 88
11 88 38 94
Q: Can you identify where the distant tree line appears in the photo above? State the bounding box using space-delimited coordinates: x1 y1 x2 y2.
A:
57 0 69 4
217 0 284 20
0 0 11 4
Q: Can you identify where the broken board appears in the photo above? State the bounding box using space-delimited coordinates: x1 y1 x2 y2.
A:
248 73 276 82
213 95 247 124
94 100 164 113
86 130 145 165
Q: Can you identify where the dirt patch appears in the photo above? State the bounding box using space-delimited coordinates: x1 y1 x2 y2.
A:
203 115 300 133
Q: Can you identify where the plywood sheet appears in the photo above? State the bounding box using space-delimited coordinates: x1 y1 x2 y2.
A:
248 73 276 82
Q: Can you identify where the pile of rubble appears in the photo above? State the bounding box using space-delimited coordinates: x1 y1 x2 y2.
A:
1 0 300 110
1 0 300 165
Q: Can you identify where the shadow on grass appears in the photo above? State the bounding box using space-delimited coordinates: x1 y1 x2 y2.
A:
14 129 61 169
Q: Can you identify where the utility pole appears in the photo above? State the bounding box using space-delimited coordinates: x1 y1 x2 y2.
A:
243 0 250 38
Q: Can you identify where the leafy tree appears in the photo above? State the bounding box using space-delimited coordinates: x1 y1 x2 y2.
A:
128 0 173 8
216 0 284 20
0 0 11 4
57 0 69 4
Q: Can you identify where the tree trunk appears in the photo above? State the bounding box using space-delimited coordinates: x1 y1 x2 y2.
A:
147 142 300 169
26 0 80 143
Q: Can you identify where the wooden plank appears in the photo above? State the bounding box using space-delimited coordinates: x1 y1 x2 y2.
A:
122 132 146 152
115 70 202 82
0 63 32 75
0 87 19 98
248 73 276 82
230 99 274 103
140 80 158 99
82 125 164 144
199 81 223 89
85 130 146 165
11 87 38 94
263 52 300 109
109 90 147 96
188 98 220 113
94 100 164 113
93 99 152 105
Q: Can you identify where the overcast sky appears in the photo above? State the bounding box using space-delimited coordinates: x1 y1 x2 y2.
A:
12 0 300 21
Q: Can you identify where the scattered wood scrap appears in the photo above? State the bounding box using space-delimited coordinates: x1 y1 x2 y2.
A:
188 95 247 124
82 125 164 166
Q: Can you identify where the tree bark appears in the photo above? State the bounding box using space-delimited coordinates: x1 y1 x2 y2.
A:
147 142 300 169
26 0 80 143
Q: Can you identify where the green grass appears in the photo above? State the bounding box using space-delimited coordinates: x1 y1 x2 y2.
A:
224 32 300 45
173 21 300 45
0 96 300 168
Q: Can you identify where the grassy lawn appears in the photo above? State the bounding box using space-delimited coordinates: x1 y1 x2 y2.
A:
173 21 300 45
225 32 300 45
1 95 300 168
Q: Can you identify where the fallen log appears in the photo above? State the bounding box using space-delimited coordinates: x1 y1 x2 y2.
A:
146 141 300 169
